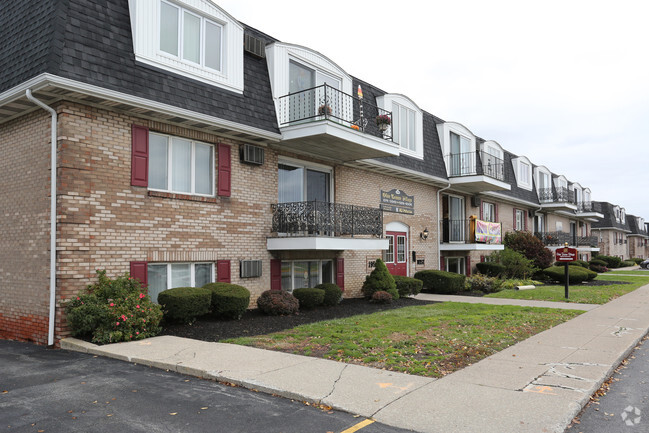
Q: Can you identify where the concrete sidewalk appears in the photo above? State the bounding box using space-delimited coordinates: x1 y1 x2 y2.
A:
414 293 598 310
62 284 649 433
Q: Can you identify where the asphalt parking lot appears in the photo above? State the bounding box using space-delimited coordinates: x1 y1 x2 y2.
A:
0 341 411 433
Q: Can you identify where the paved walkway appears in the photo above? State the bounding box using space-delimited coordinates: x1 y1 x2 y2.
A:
415 293 598 310
62 284 649 433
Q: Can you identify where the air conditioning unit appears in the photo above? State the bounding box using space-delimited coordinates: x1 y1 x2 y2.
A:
240 260 262 278
470 196 481 207
240 144 264 165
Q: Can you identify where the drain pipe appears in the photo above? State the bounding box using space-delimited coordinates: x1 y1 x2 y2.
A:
436 183 452 270
26 89 57 347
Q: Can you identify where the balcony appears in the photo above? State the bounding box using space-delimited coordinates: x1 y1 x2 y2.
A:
538 187 578 212
276 84 400 162
440 218 504 251
267 200 388 251
535 231 599 248
575 201 604 221
443 151 510 193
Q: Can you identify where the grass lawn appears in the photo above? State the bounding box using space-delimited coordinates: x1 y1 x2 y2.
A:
485 274 649 304
606 270 649 275
224 302 581 378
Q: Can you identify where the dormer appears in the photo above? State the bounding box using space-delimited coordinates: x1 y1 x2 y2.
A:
614 205 621 223
437 122 476 164
128 0 244 93
554 175 568 191
621 208 626 224
511 155 533 191
571 182 583 205
376 94 423 159
534 165 552 195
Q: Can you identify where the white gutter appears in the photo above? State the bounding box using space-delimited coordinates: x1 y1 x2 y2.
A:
26 89 57 347
437 183 452 269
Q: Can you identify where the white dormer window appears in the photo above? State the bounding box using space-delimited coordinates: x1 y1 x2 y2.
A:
377 94 423 158
583 189 591 203
160 1 223 72
511 156 533 190
437 122 476 175
614 206 621 222
621 209 626 224
129 0 244 93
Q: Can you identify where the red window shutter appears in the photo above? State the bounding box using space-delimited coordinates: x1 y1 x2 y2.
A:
440 256 445 271
217 260 231 283
131 125 149 187
466 256 471 276
217 143 231 197
513 208 517 228
130 261 148 287
270 259 282 290
480 255 485 263
336 258 345 291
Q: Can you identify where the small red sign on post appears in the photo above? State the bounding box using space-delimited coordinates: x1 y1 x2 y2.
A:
555 247 577 262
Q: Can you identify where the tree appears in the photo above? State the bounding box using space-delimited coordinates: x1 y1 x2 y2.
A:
504 231 553 270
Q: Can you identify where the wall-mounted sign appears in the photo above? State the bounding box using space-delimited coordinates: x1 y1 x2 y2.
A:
367 256 382 273
381 189 414 215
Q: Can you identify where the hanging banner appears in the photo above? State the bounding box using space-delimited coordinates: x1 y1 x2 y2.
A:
381 189 415 215
475 220 502 244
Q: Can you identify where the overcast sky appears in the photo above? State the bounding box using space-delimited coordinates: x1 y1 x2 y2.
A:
219 0 649 219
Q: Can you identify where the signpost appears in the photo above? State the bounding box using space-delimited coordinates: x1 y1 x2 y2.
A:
555 244 577 299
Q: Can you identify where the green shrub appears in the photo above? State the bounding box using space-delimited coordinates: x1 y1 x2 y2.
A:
203 282 250 320
393 275 423 297
475 262 505 277
584 268 598 280
589 259 607 267
370 291 393 304
631 258 644 264
621 260 636 267
361 258 396 298
465 274 503 293
543 266 590 284
498 279 543 290
387 287 399 300
597 255 622 269
158 287 211 324
65 270 163 345
414 270 465 294
561 260 588 268
315 283 343 306
257 290 299 315
504 231 554 269
293 288 325 309
590 264 608 273
489 248 537 279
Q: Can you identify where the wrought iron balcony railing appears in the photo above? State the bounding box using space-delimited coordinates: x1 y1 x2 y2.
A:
577 201 593 212
538 187 576 204
444 151 506 182
271 200 383 237
441 218 503 244
534 231 598 247
277 84 393 141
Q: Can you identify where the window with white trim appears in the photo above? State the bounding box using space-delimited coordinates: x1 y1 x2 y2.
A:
280 260 333 291
149 132 214 195
160 1 223 72
393 102 416 152
396 236 406 263
519 162 531 185
512 156 533 190
515 209 526 231
147 262 214 303
482 202 496 222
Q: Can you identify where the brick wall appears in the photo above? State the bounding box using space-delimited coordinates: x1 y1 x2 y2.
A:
0 111 52 344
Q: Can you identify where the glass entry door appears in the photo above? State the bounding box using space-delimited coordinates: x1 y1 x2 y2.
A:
450 132 471 176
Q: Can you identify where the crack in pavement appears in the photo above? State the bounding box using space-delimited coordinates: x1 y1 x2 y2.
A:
321 364 348 402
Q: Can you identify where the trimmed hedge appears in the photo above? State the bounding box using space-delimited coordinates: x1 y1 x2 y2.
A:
414 270 466 294
590 264 608 273
315 283 343 306
475 262 505 277
257 290 299 315
589 259 607 267
203 282 250 320
465 274 503 293
361 258 396 298
293 288 325 309
393 275 423 297
631 258 644 264
370 291 393 304
542 266 590 284
597 255 622 269
621 260 636 267
158 287 211 324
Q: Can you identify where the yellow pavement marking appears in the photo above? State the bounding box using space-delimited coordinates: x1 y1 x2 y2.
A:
524 385 557 395
341 418 375 433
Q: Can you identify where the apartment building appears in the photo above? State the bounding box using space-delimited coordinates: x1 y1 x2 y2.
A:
591 202 649 260
0 0 630 345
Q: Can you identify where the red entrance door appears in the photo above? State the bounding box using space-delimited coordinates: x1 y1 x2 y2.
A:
385 231 408 276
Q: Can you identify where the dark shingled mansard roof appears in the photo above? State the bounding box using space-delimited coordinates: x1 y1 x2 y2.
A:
591 201 630 231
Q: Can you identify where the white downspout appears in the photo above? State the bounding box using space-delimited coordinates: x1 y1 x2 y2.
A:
26 89 57 347
436 183 452 270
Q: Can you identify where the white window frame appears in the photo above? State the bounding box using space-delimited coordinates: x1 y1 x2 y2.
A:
277 157 334 203
437 122 476 175
129 0 243 93
280 259 334 292
515 209 526 231
148 132 215 196
377 94 424 159
147 262 215 302
512 156 533 190
445 257 466 275
159 1 224 72
482 202 496 223
396 235 406 263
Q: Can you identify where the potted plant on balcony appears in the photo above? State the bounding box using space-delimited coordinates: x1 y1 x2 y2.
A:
318 104 332 117
375 114 391 132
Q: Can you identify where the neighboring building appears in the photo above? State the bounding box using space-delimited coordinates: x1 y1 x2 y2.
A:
0 0 635 345
591 202 631 259
626 215 649 259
